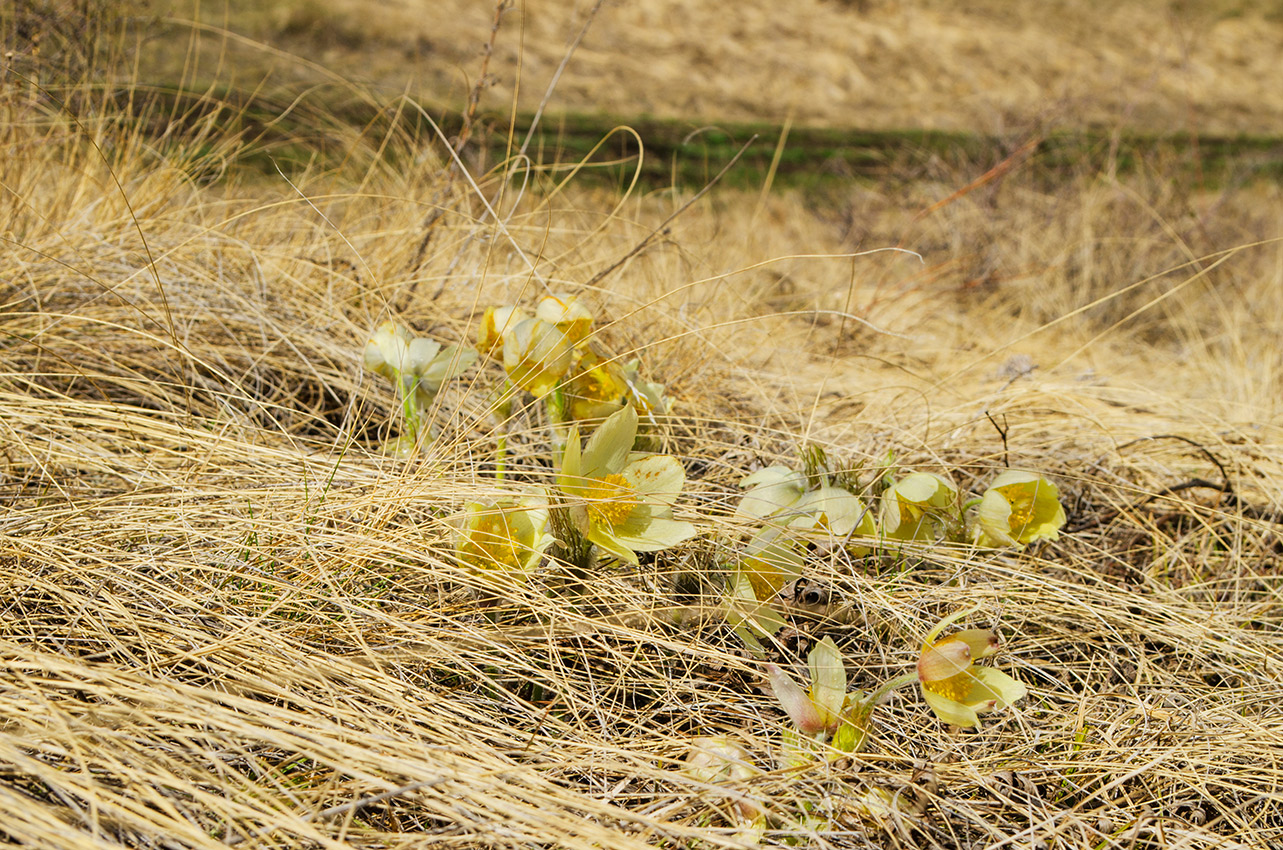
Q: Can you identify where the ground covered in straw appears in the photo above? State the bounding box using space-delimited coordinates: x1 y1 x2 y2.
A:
4 3 1283 849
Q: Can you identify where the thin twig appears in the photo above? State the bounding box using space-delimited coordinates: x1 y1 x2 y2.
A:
583 136 760 290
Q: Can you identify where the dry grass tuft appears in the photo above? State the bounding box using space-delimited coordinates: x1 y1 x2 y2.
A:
3 12 1283 849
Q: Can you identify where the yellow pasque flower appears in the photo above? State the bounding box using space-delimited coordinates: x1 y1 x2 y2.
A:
535 293 594 348
363 321 476 455
972 469 1067 548
364 321 476 399
881 471 959 541
557 405 696 564
502 316 576 397
788 482 877 554
563 348 630 422
563 351 673 424
477 305 531 359
736 466 807 521
916 621 1027 728
455 498 552 580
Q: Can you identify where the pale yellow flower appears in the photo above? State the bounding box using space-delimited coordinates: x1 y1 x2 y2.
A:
916 622 1027 728
557 405 696 564
972 469 1067 548
455 498 552 581
535 293 594 347
562 348 630 422
502 316 575 397
476 305 531 358
881 471 959 541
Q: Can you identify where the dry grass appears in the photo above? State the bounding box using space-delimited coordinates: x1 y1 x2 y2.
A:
158 0 1283 134
4 5 1283 849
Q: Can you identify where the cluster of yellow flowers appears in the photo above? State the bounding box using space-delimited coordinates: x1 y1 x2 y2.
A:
360 299 1060 792
740 462 1065 555
477 293 668 421
687 609 1028 835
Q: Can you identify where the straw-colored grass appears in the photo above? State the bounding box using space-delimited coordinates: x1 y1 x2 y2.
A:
161 0 1283 134
4 4 1283 849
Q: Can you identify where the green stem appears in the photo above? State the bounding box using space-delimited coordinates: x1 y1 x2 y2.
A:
859 671 920 710
491 378 515 481
398 373 423 445
547 384 569 468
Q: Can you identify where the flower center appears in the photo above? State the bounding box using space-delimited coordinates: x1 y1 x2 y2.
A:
1008 497 1035 530
588 472 639 527
461 515 524 570
923 670 971 703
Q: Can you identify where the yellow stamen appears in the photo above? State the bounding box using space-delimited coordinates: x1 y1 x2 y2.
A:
589 472 639 527
923 671 972 703
461 515 524 570
1008 498 1035 530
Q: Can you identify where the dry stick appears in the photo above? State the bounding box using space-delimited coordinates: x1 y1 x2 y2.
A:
512 0 606 167
583 136 760 291
403 0 511 288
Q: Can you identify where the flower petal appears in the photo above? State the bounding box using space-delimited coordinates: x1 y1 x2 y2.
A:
768 664 828 735
964 667 1028 710
613 514 697 551
950 629 1001 661
917 638 972 684
976 488 1020 547
420 344 476 389
586 522 640 565
622 454 685 506
922 687 981 728
581 405 637 479
558 424 584 490
740 527 804 598
737 467 807 520
807 637 847 726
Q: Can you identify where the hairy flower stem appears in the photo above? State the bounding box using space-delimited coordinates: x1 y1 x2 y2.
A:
862 672 921 707
398 374 424 444
548 500 594 599
547 385 569 468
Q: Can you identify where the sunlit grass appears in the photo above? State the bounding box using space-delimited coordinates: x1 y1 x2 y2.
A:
2 3 1283 848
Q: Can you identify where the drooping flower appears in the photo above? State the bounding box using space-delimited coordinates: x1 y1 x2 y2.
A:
972 469 1067 548
881 471 960 541
455 498 552 581
916 622 1027 728
557 405 697 564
